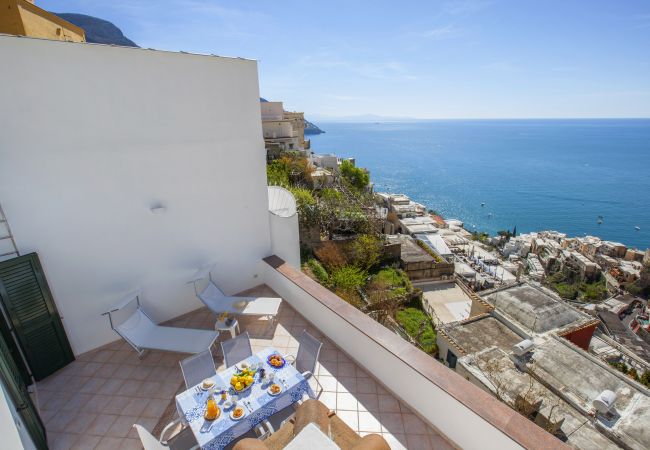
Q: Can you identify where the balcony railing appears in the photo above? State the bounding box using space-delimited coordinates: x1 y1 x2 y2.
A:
263 255 570 450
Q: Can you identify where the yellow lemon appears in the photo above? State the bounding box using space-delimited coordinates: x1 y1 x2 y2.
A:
245 376 253 384
230 376 237 385
235 382 243 391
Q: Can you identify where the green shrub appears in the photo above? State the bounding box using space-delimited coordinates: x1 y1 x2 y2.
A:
330 266 367 291
395 308 437 354
371 268 412 290
315 241 348 271
347 234 382 270
267 160 290 186
306 259 328 284
340 160 369 190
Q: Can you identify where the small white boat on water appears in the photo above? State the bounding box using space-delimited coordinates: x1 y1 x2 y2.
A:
635 226 641 231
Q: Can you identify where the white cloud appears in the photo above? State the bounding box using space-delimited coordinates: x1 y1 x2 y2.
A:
415 24 463 40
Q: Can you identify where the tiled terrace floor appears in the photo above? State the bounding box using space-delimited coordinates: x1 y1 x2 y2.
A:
37 285 454 450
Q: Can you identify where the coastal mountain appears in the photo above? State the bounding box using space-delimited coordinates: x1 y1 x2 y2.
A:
52 13 138 47
304 119 324 135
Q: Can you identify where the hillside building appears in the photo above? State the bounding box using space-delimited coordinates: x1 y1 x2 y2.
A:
0 0 85 42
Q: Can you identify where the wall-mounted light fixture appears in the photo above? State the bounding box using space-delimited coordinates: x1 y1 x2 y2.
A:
150 203 166 214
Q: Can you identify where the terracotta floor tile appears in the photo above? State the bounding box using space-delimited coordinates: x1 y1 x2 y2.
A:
42 391 73 411
86 414 118 436
356 378 377 394
336 360 357 377
402 413 428 434
335 410 358 432
358 411 382 432
95 363 120 378
141 398 169 418
356 393 379 413
64 412 98 434
61 393 94 412
80 362 103 377
406 433 434 449
94 436 124 450
117 380 143 397
106 415 139 438
378 395 400 413
318 375 337 392
46 409 77 432
103 396 132 415
379 412 405 435
317 391 337 410
81 394 111 413
120 438 143 449
80 377 107 394
97 378 123 395
48 432 78 450
122 397 150 417
70 434 102 450
336 392 358 411
382 432 408 450
336 376 357 393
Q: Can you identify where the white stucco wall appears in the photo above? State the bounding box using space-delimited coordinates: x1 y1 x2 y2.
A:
0 36 272 354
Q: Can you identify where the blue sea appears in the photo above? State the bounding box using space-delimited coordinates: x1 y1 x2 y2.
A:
309 119 650 250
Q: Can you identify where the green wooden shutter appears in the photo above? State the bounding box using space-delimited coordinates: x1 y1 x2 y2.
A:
0 330 48 449
0 253 74 381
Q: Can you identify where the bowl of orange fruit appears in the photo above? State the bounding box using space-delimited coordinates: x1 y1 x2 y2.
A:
266 354 286 369
230 367 255 393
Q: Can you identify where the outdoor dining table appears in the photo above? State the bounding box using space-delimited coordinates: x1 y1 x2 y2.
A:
176 346 315 450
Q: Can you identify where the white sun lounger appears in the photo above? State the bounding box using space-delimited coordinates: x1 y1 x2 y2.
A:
189 265 282 319
103 294 219 357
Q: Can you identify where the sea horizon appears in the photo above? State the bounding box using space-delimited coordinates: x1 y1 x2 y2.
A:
310 118 650 250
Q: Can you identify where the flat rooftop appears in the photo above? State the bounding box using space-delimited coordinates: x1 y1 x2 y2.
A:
388 236 434 264
531 338 650 450
439 315 522 354
419 282 472 325
460 346 622 450
484 283 589 334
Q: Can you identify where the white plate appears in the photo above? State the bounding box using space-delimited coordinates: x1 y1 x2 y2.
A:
230 407 246 420
267 384 282 396
200 379 216 391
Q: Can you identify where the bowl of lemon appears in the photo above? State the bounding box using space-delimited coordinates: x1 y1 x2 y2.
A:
230 367 256 393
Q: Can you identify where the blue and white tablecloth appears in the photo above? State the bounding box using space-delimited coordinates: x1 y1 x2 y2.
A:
176 347 314 450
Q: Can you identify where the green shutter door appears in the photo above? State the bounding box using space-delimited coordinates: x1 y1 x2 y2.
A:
0 253 74 381
0 331 48 450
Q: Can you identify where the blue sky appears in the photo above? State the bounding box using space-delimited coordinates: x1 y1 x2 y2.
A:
41 0 650 119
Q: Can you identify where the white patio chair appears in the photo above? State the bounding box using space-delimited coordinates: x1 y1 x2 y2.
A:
133 424 198 450
221 332 253 368
285 330 323 394
179 349 217 389
188 265 282 324
103 294 218 357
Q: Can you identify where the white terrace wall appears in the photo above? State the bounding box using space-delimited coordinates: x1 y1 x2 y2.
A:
0 36 272 354
263 263 526 450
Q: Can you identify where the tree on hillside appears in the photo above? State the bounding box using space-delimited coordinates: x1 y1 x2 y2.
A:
340 160 369 190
